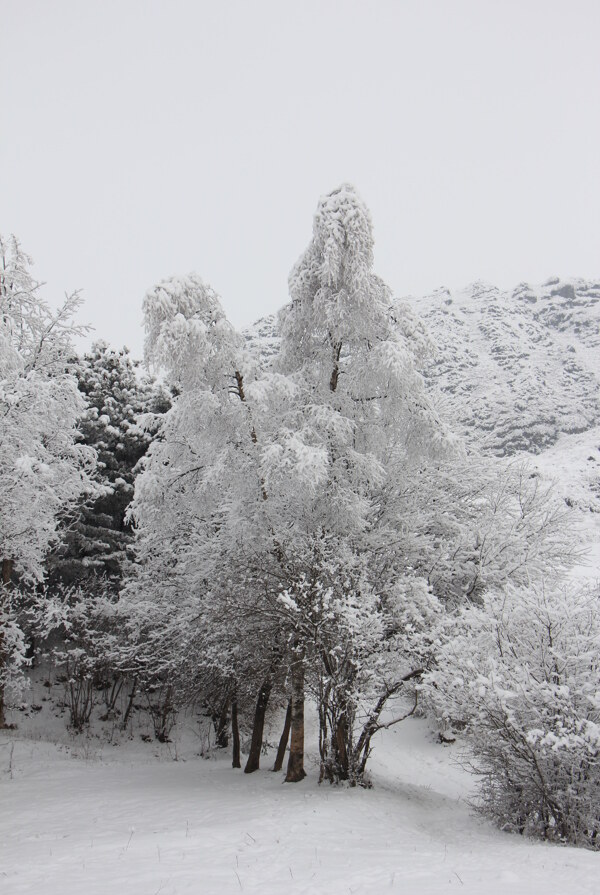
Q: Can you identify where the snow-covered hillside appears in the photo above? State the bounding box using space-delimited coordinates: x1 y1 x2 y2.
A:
415 277 600 456
411 278 600 572
532 425 600 578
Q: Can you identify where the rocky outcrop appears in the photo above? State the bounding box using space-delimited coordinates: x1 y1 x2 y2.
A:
414 278 600 456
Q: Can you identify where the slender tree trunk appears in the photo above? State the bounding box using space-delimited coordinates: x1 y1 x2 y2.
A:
231 694 241 769
335 711 350 780
121 674 138 731
0 558 14 729
213 690 230 748
285 645 306 782
233 370 268 501
272 698 292 772
329 340 342 392
244 678 272 773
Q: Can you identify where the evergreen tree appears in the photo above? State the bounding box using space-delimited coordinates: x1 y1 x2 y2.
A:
48 341 170 595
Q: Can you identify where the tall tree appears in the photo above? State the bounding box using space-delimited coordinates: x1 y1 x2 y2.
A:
260 184 457 781
263 185 570 782
124 274 282 749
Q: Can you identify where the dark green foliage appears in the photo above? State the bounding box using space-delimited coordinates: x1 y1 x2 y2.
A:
48 341 171 595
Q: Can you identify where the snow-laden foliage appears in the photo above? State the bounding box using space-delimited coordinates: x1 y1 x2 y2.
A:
391 458 577 605
0 239 96 581
35 585 126 730
252 185 459 780
129 188 545 784
143 273 249 391
0 236 96 724
125 272 276 746
279 184 450 458
425 582 600 848
48 342 171 594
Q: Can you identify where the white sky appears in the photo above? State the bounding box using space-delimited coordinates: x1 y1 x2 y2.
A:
2 0 599 359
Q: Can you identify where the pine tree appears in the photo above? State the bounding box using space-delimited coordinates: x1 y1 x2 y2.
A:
48 341 170 596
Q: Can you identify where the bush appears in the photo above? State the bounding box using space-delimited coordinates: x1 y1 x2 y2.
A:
426 581 600 848
34 585 125 731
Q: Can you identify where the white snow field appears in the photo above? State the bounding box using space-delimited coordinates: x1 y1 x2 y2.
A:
1 715 598 895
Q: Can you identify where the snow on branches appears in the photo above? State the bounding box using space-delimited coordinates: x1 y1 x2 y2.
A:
0 236 96 724
425 581 600 847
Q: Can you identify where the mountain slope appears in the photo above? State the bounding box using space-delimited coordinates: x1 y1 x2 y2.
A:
415 277 600 456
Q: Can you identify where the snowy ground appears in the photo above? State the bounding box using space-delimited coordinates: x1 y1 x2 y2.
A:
1 713 598 895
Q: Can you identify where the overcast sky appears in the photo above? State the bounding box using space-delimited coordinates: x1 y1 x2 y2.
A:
2 0 599 358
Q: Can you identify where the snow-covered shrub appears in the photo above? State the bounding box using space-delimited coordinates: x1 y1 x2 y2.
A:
426 581 600 848
36 586 125 731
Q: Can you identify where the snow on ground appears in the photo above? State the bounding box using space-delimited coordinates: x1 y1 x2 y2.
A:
1 714 598 895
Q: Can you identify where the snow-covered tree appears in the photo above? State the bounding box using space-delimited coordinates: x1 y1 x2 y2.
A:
253 186 574 783
383 456 576 606
129 187 459 780
48 341 171 595
35 584 126 731
123 273 283 752
125 185 575 786
0 235 96 725
257 184 460 781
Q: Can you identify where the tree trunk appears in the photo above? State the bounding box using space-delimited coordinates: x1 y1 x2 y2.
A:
213 691 230 748
329 340 342 392
231 694 241 769
234 370 268 501
334 711 350 780
272 699 292 772
244 678 272 773
121 674 138 731
285 645 306 782
0 558 14 729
